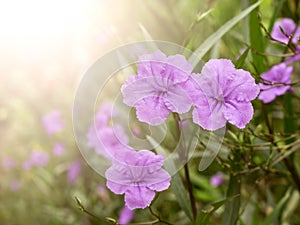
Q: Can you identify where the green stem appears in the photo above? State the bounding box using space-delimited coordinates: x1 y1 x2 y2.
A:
184 163 197 222
172 113 197 222
148 206 173 225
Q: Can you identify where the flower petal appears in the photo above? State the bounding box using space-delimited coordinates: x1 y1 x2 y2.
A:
258 87 277 103
121 76 158 106
163 84 193 113
225 69 259 102
192 104 227 131
135 96 169 125
125 186 155 209
224 101 254 129
137 50 167 77
105 165 132 194
271 18 297 44
146 168 171 191
163 54 193 83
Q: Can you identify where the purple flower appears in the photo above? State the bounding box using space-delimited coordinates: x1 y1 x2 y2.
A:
271 18 300 44
190 59 259 131
22 151 49 170
210 172 224 187
2 157 15 169
23 151 49 169
94 103 115 128
30 151 50 167
87 103 128 159
67 160 82 185
53 143 65 156
118 206 134 224
258 63 293 103
87 124 129 159
42 110 64 135
105 149 171 210
121 50 193 125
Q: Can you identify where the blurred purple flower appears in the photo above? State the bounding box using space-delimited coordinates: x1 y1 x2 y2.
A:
2 157 16 169
53 143 65 156
121 50 193 125
67 160 82 185
10 180 21 191
118 206 134 224
210 172 224 187
29 151 50 167
87 103 128 159
105 148 171 209
42 110 64 135
190 59 259 131
271 18 300 44
258 63 293 103
94 103 115 128
23 151 49 170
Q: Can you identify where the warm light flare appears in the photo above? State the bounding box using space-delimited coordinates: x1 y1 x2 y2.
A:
0 0 87 44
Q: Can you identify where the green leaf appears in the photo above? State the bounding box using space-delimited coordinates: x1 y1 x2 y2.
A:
189 1 262 67
284 92 296 142
235 47 250 69
138 23 158 51
261 188 293 225
198 128 226 171
196 195 239 225
146 135 193 221
249 0 265 75
221 174 241 225
267 0 285 33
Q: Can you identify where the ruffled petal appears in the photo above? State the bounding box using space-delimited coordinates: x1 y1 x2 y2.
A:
163 54 193 83
125 186 155 209
163 84 193 113
225 69 259 102
224 101 254 129
137 50 167 77
192 98 227 131
135 96 169 125
105 164 132 190
121 76 159 106
146 168 171 191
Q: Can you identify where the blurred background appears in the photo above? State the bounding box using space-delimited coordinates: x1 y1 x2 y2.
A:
1 0 297 224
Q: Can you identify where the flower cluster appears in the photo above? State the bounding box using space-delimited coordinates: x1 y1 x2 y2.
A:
90 50 260 210
122 50 259 131
258 18 299 103
87 103 171 209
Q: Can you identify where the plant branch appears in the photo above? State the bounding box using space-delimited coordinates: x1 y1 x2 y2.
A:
184 163 197 222
148 206 173 225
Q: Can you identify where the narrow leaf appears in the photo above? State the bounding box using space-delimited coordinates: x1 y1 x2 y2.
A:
221 174 241 225
235 47 250 69
196 195 239 225
189 1 262 67
261 188 292 225
249 0 265 74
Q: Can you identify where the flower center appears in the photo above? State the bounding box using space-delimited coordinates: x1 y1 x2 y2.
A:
213 95 224 103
